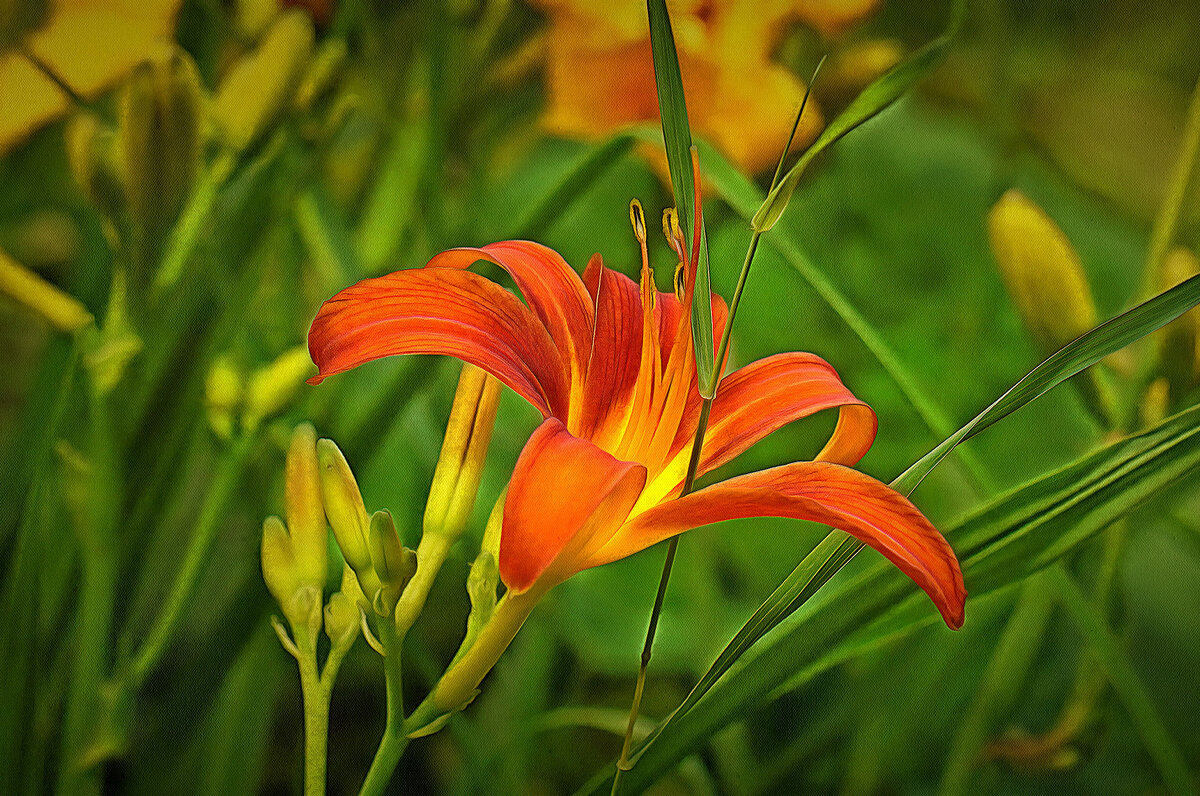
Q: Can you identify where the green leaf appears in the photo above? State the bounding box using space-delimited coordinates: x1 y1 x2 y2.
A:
577 402 1200 794
1048 566 1196 796
646 0 713 396
751 0 964 232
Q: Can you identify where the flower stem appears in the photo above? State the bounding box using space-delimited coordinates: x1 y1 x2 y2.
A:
294 628 329 796
358 620 409 796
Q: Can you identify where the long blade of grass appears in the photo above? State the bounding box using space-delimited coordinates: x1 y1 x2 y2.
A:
576 402 1200 794
751 0 964 232
646 0 714 395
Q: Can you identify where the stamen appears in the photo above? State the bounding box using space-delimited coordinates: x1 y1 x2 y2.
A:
629 199 647 244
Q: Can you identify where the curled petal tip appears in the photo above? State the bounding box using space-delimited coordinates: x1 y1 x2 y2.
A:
306 374 325 386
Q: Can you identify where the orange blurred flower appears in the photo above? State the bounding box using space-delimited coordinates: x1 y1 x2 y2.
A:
530 0 880 173
0 0 182 154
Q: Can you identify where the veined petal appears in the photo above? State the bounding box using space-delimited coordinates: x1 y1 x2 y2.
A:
428 241 594 397
308 267 569 416
579 257 644 441
673 352 877 475
501 418 647 592
597 461 966 628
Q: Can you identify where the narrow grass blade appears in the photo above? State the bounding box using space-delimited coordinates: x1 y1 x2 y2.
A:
646 0 713 395
751 0 964 232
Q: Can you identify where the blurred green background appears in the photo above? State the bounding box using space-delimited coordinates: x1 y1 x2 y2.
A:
1 0 1199 793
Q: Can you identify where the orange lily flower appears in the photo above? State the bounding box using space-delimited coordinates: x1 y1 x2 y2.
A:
307 230 966 634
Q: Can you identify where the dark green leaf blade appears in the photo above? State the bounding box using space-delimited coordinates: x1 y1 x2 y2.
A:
646 0 714 395
751 0 963 232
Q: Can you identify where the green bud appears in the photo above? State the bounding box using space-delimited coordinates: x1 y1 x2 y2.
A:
243 346 315 432
988 190 1098 354
285 584 323 640
213 9 315 151
369 510 416 615
285 423 327 589
295 39 347 114
118 48 204 236
261 515 300 610
324 591 359 649
65 112 126 224
423 364 502 542
466 551 498 628
316 438 379 599
205 355 244 440
0 246 92 333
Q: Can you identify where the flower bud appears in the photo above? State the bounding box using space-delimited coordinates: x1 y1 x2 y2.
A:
324 591 359 649
213 9 315 151
316 438 380 597
294 39 347 113
243 346 315 431
0 246 92 333
423 364 502 542
261 515 301 610
369 510 417 616
285 423 328 589
65 112 126 223
1158 247 1200 399
205 355 244 440
988 190 1098 354
118 49 204 235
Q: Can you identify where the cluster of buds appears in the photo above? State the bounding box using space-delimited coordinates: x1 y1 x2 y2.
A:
205 347 315 439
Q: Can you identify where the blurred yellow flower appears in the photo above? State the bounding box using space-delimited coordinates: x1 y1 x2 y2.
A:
531 0 878 174
0 0 181 155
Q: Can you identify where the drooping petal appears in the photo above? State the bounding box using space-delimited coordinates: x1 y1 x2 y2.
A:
500 418 647 592
427 242 594 396
308 267 569 416
597 461 966 628
578 257 644 441
674 352 877 475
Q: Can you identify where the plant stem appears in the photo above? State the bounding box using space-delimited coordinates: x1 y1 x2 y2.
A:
128 432 256 689
358 620 410 796
294 628 329 796
1144 71 1200 296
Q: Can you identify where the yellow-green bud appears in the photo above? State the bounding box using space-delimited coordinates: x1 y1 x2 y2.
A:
423 364 502 542
233 0 276 38
988 190 1098 354
0 246 92 333
205 355 244 439
466 551 498 628
295 39 347 113
213 9 315 151
324 591 359 648
368 510 416 616
118 49 204 233
285 423 327 589
243 346 315 431
316 438 378 597
65 112 125 223
1158 247 1200 398
261 515 300 610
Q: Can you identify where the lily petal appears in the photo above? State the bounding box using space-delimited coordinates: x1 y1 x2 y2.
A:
596 461 966 628
501 418 647 592
428 241 594 394
579 257 644 440
693 352 876 472
308 267 569 416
